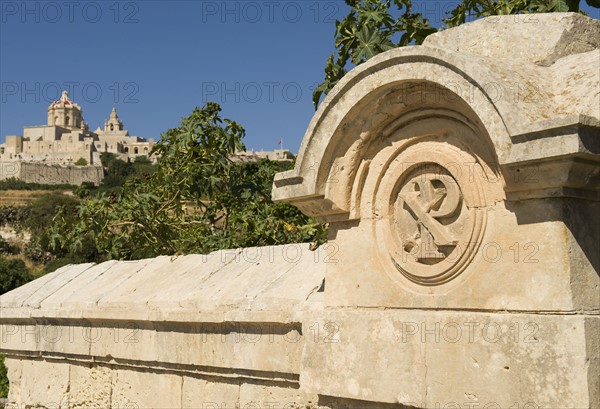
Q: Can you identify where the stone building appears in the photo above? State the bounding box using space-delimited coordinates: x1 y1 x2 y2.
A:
0 13 598 408
0 90 155 167
230 148 294 162
92 106 155 162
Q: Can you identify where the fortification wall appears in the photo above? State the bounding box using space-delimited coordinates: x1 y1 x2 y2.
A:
0 161 103 186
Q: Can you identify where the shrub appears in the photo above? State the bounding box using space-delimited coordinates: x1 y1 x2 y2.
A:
0 177 75 191
42 256 81 274
23 241 52 264
23 194 79 234
100 152 118 167
0 256 32 295
134 155 152 165
0 236 20 255
0 354 7 398
0 257 33 397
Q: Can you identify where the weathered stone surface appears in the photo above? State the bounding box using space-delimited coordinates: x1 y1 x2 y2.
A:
2 357 23 405
301 311 597 406
181 376 240 407
11 359 70 407
1 245 324 406
423 13 600 66
0 263 81 309
239 381 308 407
38 261 118 311
1 12 599 409
111 367 182 408
273 14 599 209
68 363 113 409
324 201 597 311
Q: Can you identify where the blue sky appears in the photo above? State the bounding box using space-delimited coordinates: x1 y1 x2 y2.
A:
1 1 598 152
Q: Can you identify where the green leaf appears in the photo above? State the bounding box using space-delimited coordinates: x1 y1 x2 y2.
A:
352 25 395 63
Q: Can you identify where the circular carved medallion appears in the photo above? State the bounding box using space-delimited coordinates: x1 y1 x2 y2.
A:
376 142 488 286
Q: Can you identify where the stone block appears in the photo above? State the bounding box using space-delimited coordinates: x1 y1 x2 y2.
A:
111 368 182 408
301 311 597 407
67 363 112 409
11 359 70 408
181 376 240 408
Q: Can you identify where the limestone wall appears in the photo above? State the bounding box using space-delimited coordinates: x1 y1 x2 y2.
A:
0 245 328 407
0 161 103 186
1 244 597 408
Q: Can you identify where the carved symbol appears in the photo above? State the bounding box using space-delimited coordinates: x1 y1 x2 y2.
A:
396 174 462 264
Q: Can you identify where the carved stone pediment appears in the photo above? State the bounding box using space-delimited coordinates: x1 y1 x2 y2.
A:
273 12 599 305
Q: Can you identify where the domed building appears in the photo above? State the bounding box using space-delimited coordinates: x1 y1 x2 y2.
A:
47 90 86 130
0 91 155 167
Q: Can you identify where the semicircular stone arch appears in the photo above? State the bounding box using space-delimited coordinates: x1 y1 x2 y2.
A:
273 51 512 222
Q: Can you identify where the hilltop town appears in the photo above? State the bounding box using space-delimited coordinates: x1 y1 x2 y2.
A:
0 91 155 185
0 91 293 185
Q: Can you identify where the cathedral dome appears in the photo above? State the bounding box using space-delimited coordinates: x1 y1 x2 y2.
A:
48 90 82 111
47 90 85 129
